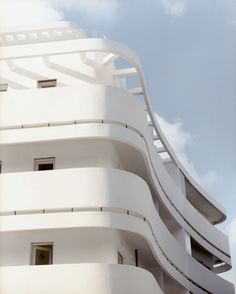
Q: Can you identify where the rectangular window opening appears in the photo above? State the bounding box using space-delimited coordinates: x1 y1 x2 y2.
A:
135 249 139 267
31 243 53 265
0 83 8 92
37 79 57 88
34 157 55 171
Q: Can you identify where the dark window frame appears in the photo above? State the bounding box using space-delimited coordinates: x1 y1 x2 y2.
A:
0 83 8 92
37 79 57 88
34 157 55 171
30 242 53 265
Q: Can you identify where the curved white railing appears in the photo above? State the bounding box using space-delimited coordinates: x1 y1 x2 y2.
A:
0 37 226 222
0 34 233 293
0 87 230 262
0 168 234 293
0 209 233 293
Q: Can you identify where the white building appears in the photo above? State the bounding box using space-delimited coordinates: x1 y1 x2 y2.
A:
0 22 234 294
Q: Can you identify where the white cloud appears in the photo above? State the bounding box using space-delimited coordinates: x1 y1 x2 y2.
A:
161 0 186 16
0 0 189 28
0 0 120 28
155 115 191 154
0 0 62 28
53 0 120 22
155 113 220 189
200 170 221 189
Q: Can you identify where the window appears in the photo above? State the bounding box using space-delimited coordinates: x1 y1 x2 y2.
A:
31 243 53 265
0 161 2 173
135 249 138 267
34 157 55 171
0 83 8 92
37 79 57 88
118 251 123 264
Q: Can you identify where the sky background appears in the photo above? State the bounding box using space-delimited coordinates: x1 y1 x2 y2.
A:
1 0 236 286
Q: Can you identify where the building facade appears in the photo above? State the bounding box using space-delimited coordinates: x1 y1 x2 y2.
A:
0 22 234 294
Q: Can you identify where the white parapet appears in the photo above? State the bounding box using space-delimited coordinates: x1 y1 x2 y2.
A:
0 263 163 294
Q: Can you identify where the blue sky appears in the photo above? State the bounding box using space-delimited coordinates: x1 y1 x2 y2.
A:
1 0 235 285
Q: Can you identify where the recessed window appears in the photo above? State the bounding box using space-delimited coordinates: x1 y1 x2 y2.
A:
34 157 55 171
118 251 123 264
37 79 57 88
135 249 139 267
0 83 8 92
31 243 53 265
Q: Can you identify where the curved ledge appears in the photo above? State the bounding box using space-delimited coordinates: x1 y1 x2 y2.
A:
0 36 226 223
0 86 146 134
0 167 234 293
0 211 234 294
108 38 227 224
0 120 230 262
0 263 163 294
0 85 229 257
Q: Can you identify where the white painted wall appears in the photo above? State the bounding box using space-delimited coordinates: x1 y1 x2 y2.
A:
148 265 164 291
0 227 154 269
0 139 122 173
163 161 181 188
0 263 164 294
0 86 147 131
0 22 233 294
0 228 119 266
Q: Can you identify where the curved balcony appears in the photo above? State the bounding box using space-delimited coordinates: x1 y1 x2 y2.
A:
0 263 163 294
0 85 147 135
0 35 226 225
0 212 234 293
0 167 234 293
0 120 230 265
0 45 230 269
0 22 233 294
0 168 151 214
